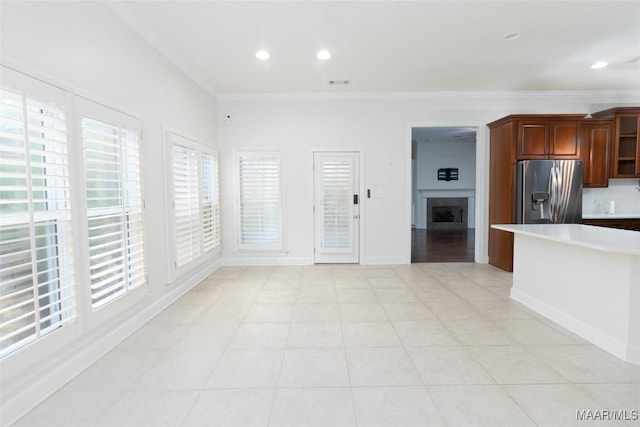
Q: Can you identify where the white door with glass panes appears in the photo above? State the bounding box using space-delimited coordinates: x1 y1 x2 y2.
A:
314 152 360 263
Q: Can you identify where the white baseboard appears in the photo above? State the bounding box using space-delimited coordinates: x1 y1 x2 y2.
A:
1 260 221 426
221 256 313 266
222 255 414 266
511 288 639 365
362 256 409 265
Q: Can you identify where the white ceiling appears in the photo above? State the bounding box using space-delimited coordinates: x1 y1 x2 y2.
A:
109 1 640 96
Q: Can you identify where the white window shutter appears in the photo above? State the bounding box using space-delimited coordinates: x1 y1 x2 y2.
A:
82 115 146 309
0 85 76 357
172 143 201 267
201 152 220 252
170 134 220 274
237 152 283 249
322 160 353 248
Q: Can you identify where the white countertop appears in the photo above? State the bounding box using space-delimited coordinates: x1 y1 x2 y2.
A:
492 224 640 255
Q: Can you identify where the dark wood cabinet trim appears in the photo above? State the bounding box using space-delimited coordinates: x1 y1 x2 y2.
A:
582 218 640 232
487 114 587 127
591 107 640 119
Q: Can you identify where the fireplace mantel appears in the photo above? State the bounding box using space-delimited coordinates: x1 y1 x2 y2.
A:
416 188 476 230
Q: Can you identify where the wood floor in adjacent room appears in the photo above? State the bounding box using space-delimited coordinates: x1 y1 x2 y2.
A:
411 228 475 263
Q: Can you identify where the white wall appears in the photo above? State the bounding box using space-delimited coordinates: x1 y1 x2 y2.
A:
0 2 218 424
217 92 640 266
416 140 476 190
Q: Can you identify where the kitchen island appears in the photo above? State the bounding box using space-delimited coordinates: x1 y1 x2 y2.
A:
492 224 640 364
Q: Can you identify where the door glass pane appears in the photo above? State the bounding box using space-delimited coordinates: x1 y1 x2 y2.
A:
322 160 352 248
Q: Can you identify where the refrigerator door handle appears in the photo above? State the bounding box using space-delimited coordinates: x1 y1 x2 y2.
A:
548 164 557 223
557 160 574 224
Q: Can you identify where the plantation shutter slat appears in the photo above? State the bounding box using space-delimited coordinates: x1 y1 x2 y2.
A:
322 160 353 249
172 143 201 268
82 113 146 309
237 152 282 249
170 134 220 272
0 85 76 357
201 153 220 252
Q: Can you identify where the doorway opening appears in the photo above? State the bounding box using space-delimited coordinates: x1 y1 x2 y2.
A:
411 127 477 263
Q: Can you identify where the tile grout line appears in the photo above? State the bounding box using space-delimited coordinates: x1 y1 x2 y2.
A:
331 267 360 427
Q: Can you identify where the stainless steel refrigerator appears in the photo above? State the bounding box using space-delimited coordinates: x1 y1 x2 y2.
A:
515 160 583 224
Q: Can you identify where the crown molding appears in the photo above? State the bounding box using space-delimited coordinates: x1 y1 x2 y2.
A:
105 1 218 99
215 90 640 102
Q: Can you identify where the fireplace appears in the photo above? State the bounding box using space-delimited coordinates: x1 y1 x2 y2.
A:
427 197 468 230
433 206 463 223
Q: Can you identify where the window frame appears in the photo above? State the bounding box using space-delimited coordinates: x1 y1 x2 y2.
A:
234 148 285 252
0 72 77 358
76 96 147 311
166 130 220 281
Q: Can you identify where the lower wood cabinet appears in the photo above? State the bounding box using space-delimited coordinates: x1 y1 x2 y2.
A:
582 218 640 232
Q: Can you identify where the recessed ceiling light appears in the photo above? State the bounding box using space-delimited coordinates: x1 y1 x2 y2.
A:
503 32 521 41
256 50 270 60
317 50 331 60
590 61 608 69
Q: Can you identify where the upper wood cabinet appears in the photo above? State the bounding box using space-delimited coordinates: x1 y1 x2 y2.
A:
518 120 547 158
592 107 640 178
517 118 582 159
581 119 613 188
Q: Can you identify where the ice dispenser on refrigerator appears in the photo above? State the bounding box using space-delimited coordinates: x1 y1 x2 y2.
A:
515 160 583 224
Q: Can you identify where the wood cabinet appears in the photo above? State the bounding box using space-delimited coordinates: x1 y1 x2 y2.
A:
517 118 582 160
581 119 613 188
592 107 640 178
487 119 517 272
487 114 585 272
582 218 640 232
627 219 640 231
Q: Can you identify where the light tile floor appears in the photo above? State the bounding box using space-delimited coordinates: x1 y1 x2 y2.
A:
15 263 640 426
